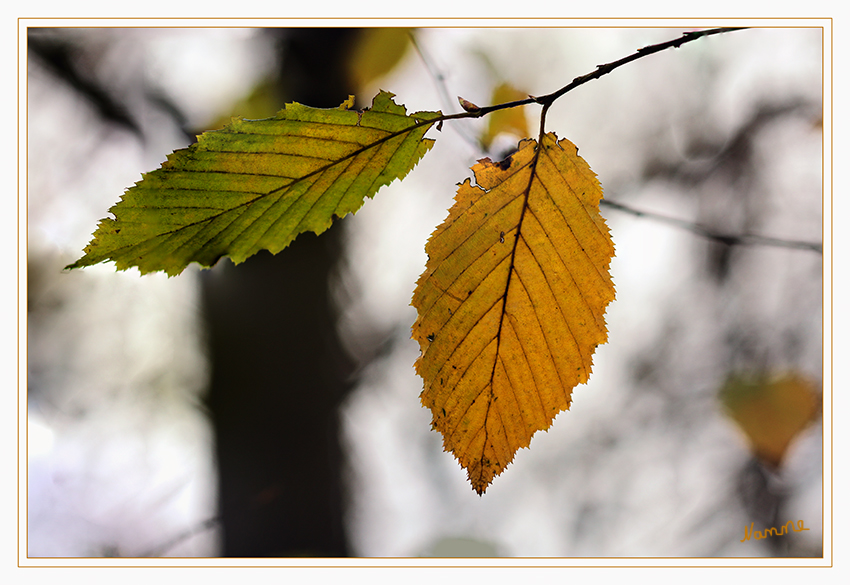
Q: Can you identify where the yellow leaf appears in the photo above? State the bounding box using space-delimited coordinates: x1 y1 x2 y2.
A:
412 133 615 494
720 372 820 467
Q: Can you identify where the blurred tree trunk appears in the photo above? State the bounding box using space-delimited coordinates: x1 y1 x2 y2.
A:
201 29 359 557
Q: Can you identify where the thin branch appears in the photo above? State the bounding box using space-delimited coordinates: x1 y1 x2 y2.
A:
535 27 748 108
431 27 747 123
391 28 749 139
601 199 822 254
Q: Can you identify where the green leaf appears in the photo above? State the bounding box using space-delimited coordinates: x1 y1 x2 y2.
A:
67 91 441 276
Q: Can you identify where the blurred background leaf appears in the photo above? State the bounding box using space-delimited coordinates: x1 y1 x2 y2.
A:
480 82 530 151
720 372 820 468
346 28 413 90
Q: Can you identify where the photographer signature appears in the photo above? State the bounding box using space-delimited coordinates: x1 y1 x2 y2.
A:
741 519 810 542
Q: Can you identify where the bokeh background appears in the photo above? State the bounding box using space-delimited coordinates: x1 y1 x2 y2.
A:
25 25 825 558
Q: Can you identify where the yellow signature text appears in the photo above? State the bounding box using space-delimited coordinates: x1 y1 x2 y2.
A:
741 520 810 542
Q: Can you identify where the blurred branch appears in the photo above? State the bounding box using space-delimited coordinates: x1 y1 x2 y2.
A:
642 98 820 186
140 516 220 557
408 30 454 118
408 30 482 150
28 30 142 137
602 198 822 253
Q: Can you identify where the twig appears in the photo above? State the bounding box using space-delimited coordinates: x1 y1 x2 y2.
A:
433 27 748 123
393 28 750 146
536 28 748 108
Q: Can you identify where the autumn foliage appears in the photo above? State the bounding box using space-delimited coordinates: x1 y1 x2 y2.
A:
67 28 751 494
412 134 614 493
66 92 439 276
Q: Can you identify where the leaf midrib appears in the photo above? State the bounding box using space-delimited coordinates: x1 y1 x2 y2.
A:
105 117 436 258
